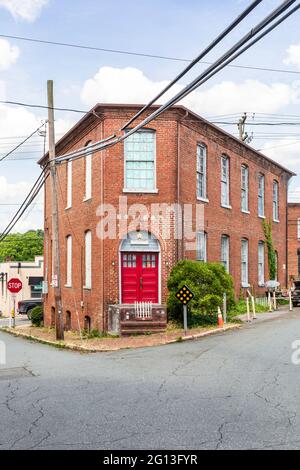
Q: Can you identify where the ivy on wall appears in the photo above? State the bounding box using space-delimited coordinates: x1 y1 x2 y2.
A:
262 219 276 281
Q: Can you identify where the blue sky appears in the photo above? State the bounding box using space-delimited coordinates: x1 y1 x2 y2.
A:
0 0 300 231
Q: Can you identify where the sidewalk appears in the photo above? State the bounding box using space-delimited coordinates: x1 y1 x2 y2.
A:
237 306 296 324
0 323 240 353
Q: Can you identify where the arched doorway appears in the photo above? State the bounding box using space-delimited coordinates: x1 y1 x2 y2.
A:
120 231 160 304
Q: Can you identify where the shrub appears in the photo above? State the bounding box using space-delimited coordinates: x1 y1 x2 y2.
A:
167 260 235 323
30 306 43 327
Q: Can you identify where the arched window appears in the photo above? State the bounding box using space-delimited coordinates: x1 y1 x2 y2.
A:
241 239 249 287
65 311 71 331
51 306 55 328
66 159 72 208
84 141 93 200
84 316 91 333
197 143 207 200
221 155 230 207
258 173 265 217
258 241 265 286
241 164 249 212
66 235 72 286
196 231 207 262
273 180 279 222
84 230 92 289
221 235 230 273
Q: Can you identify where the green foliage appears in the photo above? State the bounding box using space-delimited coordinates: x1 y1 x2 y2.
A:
167 260 235 323
229 300 268 317
30 306 43 327
263 219 276 280
0 230 44 262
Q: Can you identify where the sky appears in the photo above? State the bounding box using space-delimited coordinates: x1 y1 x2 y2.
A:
0 0 300 232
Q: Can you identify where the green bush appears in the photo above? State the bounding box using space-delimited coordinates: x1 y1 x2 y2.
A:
30 306 44 327
167 260 235 323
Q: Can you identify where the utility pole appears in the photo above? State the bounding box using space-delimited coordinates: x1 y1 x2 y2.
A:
47 80 64 340
238 112 248 141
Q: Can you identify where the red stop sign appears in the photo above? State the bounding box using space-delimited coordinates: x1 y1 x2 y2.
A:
7 278 23 294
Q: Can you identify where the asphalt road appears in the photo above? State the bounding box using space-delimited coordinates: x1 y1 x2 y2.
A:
1 310 300 450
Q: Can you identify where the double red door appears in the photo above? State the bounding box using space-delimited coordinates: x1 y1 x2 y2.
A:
121 252 159 304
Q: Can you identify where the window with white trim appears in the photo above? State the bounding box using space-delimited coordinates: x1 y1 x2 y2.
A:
66 235 72 286
197 144 207 199
221 155 230 206
196 231 207 262
84 230 92 289
273 180 279 221
241 165 249 212
258 173 265 217
298 219 300 240
241 239 249 287
275 251 279 281
66 159 72 208
221 235 230 273
258 241 265 286
124 130 156 191
84 142 92 200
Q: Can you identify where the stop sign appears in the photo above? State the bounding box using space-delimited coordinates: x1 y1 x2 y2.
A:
7 278 23 294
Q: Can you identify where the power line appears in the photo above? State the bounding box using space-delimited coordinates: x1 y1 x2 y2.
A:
56 0 300 165
0 122 47 163
122 0 263 130
1 31 300 75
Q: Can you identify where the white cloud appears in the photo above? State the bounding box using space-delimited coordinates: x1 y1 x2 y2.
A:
260 139 300 176
80 66 300 115
284 44 300 70
0 0 48 22
0 39 19 71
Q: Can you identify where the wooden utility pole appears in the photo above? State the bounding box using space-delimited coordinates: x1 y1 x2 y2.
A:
47 80 64 340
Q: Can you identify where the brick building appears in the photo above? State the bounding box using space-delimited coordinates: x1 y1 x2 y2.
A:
40 104 294 333
288 203 300 283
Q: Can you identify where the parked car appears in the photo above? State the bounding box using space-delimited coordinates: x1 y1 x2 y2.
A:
291 280 300 307
18 299 43 319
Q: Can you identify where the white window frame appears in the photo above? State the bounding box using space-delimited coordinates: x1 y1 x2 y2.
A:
196 231 207 262
84 230 92 289
124 129 157 193
258 241 265 287
66 159 72 209
241 165 249 213
297 219 300 240
197 143 207 201
241 239 249 287
66 235 72 287
84 142 92 201
221 235 230 273
275 251 278 281
258 174 265 218
273 180 279 222
221 155 230 208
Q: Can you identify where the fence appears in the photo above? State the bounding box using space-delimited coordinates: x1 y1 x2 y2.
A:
255 296 268 308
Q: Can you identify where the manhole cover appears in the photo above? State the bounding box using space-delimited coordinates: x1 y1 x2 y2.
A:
0 367 34 381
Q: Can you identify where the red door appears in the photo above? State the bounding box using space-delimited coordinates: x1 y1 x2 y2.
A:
121 252 159 304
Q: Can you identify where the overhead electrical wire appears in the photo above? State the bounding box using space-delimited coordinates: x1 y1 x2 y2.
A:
0 31 300 75
0 122 47 163
121 0 263 130
55 0 299 165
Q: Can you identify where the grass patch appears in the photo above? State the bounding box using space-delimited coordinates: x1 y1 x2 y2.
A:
228 300 269 318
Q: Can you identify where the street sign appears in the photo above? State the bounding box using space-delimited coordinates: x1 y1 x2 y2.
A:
176 285 194 305
176 285 194 335
7 278 23 294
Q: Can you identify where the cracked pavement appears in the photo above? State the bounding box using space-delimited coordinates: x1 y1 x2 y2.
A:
1 310 300 450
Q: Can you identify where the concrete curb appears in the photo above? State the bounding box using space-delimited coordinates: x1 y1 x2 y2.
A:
0 323 241 353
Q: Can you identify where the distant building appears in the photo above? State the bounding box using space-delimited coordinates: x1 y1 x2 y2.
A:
288 203 300 283
39 104 294 333
0 256 43 316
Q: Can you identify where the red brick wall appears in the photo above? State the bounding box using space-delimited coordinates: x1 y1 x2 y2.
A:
43 105 291 331
288 203 300 283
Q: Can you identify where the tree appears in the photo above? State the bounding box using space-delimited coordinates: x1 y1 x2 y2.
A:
0 230 44 262
167 260 235 322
